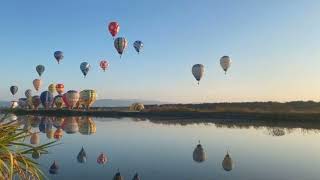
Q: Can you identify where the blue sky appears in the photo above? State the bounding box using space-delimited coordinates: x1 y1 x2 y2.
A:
1 0 320 102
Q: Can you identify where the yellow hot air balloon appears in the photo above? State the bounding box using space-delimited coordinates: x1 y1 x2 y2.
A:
79 117 96 135
48 83 56 94
129 103 145 112
46 129 54 139
79 90 97 109
33 79 42 91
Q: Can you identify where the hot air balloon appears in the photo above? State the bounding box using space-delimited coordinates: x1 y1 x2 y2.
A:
48 84 56 94
64 90 79 109
192 64 204 85
108 21 120 38
100 60 109 72
79 117 96 135
79 90 97 109
10 101 18 109
33 79 42 91
53 117 64 128
18 98 27 108
55 84 64 95
10 86 18 96
133 40 143 54
113 170 124 180
77 147 87 163
36 65 45 77
32 96 41 110
54 95 64 109
222 152 234 171
32 150 40 159
129 103 145 112
54 128 63 140
80 62 91 77
132 173 140 180
193 141 206 163
49 161 59 174
220 56 231 74
97 153 107 165
62 117 79 134
40 91 54 109
30 133 40 145
25 89 32 98
54 51 64 64
114 37 128 58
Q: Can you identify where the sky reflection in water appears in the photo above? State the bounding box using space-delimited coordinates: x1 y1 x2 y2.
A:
17 116 320 180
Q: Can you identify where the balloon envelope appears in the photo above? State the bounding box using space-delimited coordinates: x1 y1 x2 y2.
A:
40 91 54 109
133 40 143 54
56 84 64 95
54 95 64 109
10 86 18 96
220 56 231 74
77 147 87 163
33 79 42 91
100 60 109 71
108 21 120 37
54 51 64 64
36 65 45 77
192 64 204 84
32 96 41 109
80 62 91 77
48 84 56 94
65 90 80 108
114 37 128 57
25 89 32 98
79 90 97 109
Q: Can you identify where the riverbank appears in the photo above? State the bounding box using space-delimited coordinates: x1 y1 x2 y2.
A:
3 108 320 121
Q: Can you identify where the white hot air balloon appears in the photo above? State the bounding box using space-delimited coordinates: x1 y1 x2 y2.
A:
192 64 204 85
220 56 231 74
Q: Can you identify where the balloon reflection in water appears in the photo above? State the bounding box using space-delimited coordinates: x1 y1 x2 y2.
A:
97 153 107 165
49 161 59 174
193 141 206 163
62 117 79 134
79 117 96 135
54 128 63 140
53 117 64 129
77 147 87 163
113 170 124 180
30 133 40 145
132 173 141 180
222 152 234 171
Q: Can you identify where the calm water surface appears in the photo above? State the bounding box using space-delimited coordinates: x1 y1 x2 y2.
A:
16 116 320 180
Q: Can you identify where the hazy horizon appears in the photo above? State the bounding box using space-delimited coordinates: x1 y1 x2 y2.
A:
2 0 320 103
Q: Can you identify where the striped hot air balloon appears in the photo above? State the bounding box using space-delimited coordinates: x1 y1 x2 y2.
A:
79 90 97 109
114 37 128 58
65 90 80 109
40 91 54 109
54 95 64 109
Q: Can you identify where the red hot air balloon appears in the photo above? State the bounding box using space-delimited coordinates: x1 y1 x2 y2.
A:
100 60 109 72
108 22 120 38
56 84 64 95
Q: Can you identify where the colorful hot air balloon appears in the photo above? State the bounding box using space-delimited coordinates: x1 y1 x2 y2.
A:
33 79 42 91
80 62 91 77
129 103 145 112
220 56 231 74
49 161 59 174
54 51 64 64
133 40 143 54
192 64 204 85
100 60 109 72
32 95 41 109
40 91 54 109
79 90 97 109
65 90 80 109
114 37 128 58
97 153 107 165
55 84 64 95
193 141 206 163
18 98 27 108
62 117 79 134
30 133 40 145
54 128 63 140
10 86 18 96
77 147 87 163
79 117 96 135
48 84 56 94
36 65 45 77
25 89 32 98
54 95 64 109
108 21 120 38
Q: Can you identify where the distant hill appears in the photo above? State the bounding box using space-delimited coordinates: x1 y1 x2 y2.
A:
92 99 167 107
0 101 10 107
